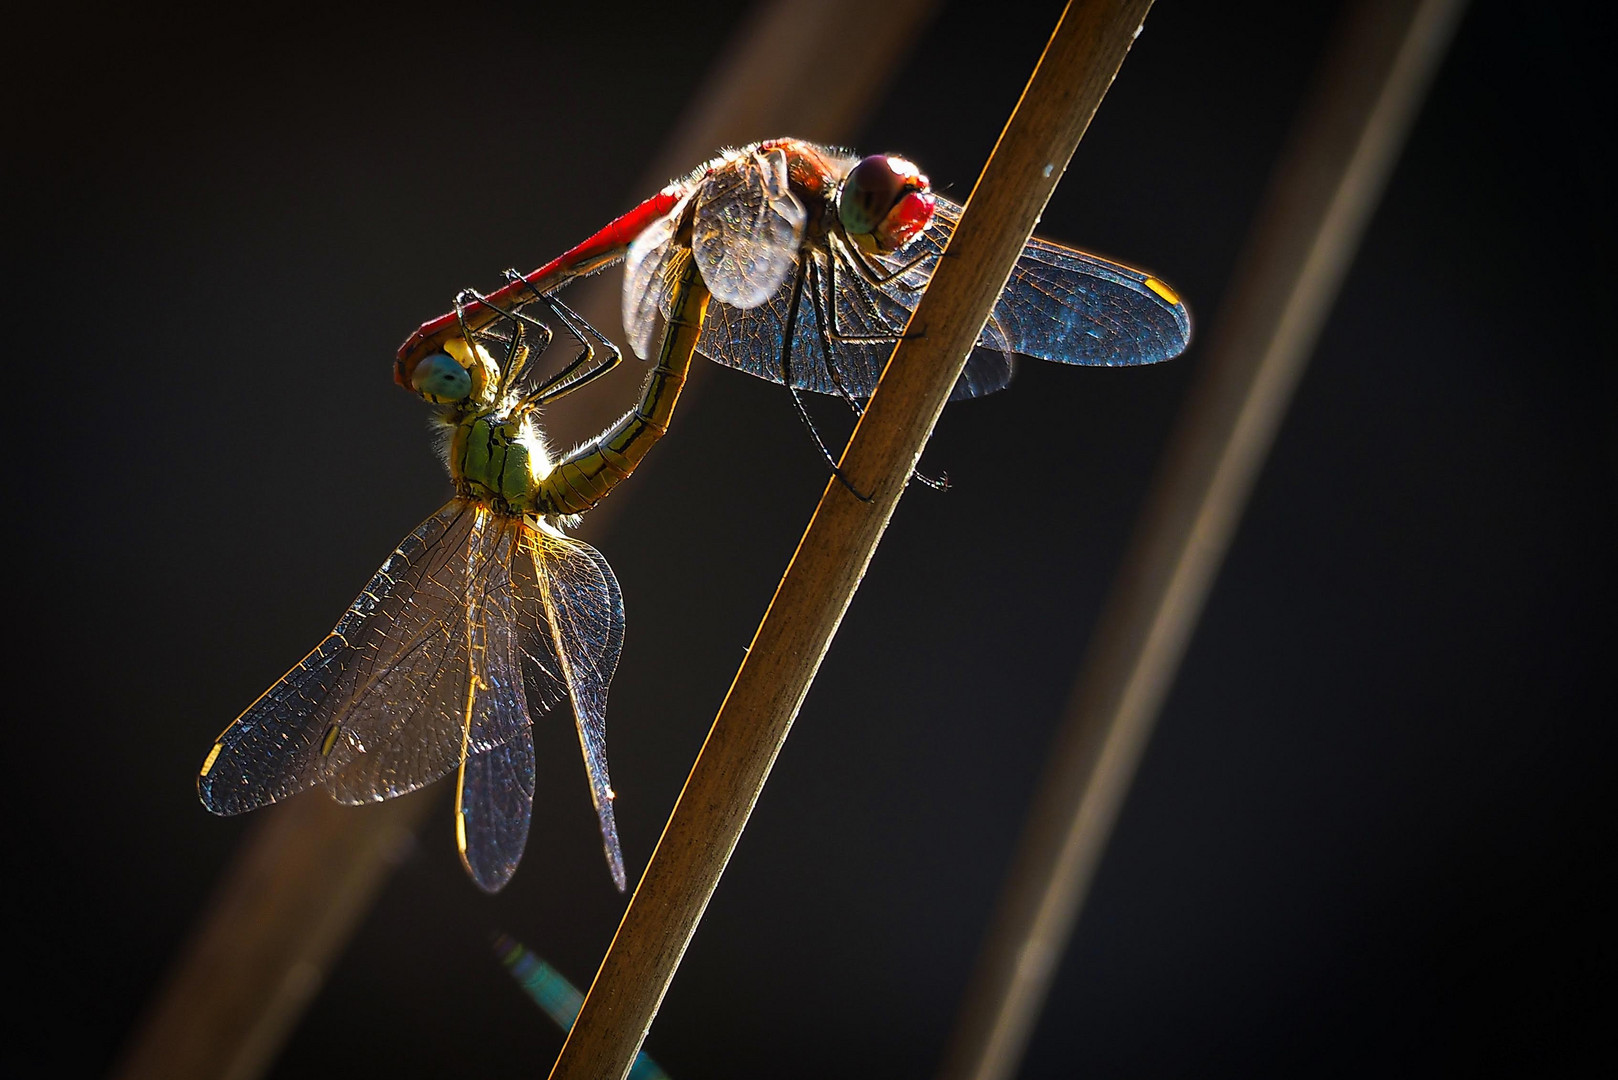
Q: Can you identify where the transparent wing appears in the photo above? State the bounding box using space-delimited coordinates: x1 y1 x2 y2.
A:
198 501 533 815
695 248 830 394
622 191 691 360
692 145 807 310
516 524 628 891
454 518 540 893
692 239 1009 402
690 195 1190 401
917 197 1192 374
457 737 536 894
319 505 534 804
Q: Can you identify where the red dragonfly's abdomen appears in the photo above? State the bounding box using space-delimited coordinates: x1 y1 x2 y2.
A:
394 189 681 390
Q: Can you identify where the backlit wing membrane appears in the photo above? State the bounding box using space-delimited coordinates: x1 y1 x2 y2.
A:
458 737 536 893
200 501 530 814
688 194 1189 401
453 520 538 893
694 249 842 395
516 525 628 891
623 192 690 360
201 502 627 891
323 506 535 804
693 239 1011 402
692 145 807 310
924 198 1191 369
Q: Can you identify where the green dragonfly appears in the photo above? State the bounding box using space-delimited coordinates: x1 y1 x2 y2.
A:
199 248 710 893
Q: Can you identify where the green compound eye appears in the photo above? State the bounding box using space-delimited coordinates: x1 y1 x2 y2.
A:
410 352 473 402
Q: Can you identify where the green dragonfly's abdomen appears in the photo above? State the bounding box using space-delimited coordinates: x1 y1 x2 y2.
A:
538 253 709 516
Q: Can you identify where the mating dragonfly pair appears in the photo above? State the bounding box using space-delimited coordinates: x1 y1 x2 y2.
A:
197 138 1192 893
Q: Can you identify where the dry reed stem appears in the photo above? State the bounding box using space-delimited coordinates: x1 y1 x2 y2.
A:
548 3 1158 1077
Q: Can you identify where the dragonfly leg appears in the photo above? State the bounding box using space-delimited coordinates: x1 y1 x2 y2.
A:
815 256 949 494
498 273 625 410
839 231 936 291
809 256 873 415
780 254 870 501
451 290 484 379
822 244 923 347
454 286 556 395
821 250 944 492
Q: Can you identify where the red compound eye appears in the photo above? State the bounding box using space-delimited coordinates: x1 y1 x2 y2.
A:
876 189 936 251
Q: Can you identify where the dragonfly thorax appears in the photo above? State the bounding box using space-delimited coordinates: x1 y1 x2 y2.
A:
450 411 552 513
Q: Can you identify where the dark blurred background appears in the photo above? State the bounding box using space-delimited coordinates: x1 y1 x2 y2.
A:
3 1 1612 1076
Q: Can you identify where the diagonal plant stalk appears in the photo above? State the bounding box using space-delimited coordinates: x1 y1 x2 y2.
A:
548 3 1159 1077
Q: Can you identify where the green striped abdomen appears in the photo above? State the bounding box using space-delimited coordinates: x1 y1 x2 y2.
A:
537 253 709 516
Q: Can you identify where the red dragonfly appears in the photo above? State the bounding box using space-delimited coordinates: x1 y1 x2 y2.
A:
397 138 1190 423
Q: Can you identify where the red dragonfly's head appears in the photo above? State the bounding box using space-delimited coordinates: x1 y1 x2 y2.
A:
835 154 936 254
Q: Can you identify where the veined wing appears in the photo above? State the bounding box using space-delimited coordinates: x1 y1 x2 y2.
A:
199 500 534 815
692 144 807 310
685 195 1188 402
904 198 1192 374
623 191 691 361
692 237 1011 402
515 523 628 891
457 739 536 893
454 517 538 893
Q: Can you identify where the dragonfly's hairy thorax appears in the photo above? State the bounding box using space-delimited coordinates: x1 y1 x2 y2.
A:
690 139 849 242
448 408 553 515
769 138 853 199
